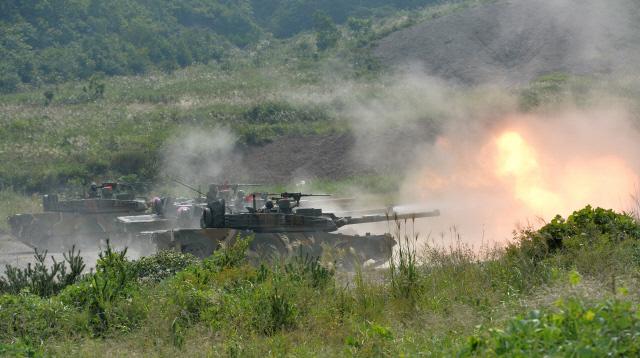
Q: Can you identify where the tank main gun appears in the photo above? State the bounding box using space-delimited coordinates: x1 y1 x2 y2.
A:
169 176 207 197
333 210 441 228
267 192 331 205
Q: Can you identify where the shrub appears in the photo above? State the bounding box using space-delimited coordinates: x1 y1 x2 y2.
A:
0 246 85 297
203 236 252 272
166 237 254 345
131 250 199 283
509 205 640 261
243 101 330 124
345 321 394 357
87 243 137 335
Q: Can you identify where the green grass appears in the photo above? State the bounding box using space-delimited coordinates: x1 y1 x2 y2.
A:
1 205 639 356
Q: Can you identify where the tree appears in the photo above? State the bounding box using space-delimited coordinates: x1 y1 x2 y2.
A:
313 11 340 51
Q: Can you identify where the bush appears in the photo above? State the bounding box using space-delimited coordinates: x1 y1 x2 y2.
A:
252 285 298 335
510 205 640 260
283 254 334 289
345 321 394 357
87 243 137 335
0 246 85 297
131 250 199 283
465 298 640 356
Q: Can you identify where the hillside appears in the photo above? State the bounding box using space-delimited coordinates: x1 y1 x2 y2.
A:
0 0 443 93
374 0 640 85
1 0 468 192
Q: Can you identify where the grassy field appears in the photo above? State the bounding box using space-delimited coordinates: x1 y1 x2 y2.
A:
1 205 639 356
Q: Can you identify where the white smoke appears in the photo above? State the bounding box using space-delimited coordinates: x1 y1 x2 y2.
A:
159 127 241 189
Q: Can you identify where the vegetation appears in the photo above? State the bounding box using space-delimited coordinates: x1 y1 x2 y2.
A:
0 246 84 297
0 0 449 93
0 0 493 193
1 205 639 356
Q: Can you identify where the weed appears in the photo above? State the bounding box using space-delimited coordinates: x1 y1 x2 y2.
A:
284 253 334 289
253 286 299 335
389 216 421 301
345 321 394 357
2 205 640 356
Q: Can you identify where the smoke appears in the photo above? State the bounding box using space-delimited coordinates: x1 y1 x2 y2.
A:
337 0 640 245
159 128 241 190
154 0 640 248
393 102 640 244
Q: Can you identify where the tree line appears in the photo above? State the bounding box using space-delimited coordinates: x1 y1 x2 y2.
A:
0 0 441 93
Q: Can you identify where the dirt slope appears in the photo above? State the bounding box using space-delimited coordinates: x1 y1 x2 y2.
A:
220 133 370 183
217 118 439 184
374 0 640 86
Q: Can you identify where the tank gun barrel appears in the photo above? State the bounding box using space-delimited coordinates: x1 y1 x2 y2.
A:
275 192 330 201
168 176 206 197
336 210 440 228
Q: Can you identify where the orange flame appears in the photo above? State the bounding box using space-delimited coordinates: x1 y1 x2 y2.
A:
492 129 638 217
493 131 561 214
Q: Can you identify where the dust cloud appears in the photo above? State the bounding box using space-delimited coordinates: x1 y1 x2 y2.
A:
159 127 241 191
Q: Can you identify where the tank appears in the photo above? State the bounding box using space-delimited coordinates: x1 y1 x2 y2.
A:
143 192 440 268
115 182 262 238
8 182 148 250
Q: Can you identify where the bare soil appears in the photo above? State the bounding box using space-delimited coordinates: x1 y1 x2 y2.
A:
374 0 640 86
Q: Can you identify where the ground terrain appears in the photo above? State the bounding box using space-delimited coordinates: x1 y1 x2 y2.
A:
2 0 640 356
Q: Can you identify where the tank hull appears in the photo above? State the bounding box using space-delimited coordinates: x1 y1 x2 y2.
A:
142 228 396 268
7 211 152 251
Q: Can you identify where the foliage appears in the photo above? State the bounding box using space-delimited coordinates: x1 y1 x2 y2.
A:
243 101 330 124
82 75 106 101
0 292 84 346
131 250 199 283
283 253 334 289
510 205 640 260
345 321 395 356
465 298 640 356
87 242 137 334
313 11 341 51
0 246 85 297
519 72 594 110
389 219 421 301
0 0 444 92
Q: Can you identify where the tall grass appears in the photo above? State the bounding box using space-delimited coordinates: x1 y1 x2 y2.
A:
0 205 639 356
